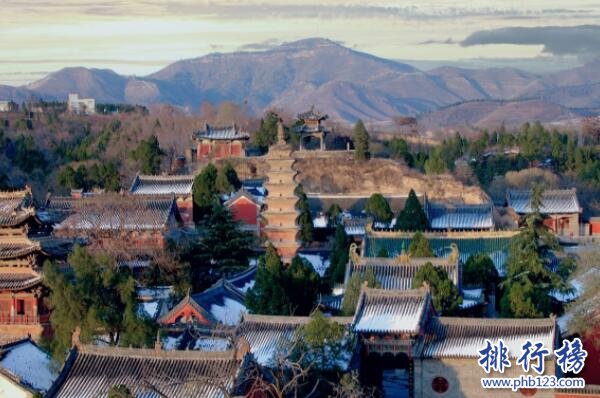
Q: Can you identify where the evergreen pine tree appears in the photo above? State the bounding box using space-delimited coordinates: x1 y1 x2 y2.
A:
352 120 370 161
190 202 254 291
396 189 428 231
246 244 289 315
408 231 434 257
43 246 155 360
129 135 164 174
215 163 240 194
341 266 380 316
365 193 393 223
295 184 313 244
413 262 462 315
285 256 320 315
192 163 218 220
325 224 350 286
500 212 574 318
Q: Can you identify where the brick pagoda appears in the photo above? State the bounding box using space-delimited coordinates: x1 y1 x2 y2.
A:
262 121 301 262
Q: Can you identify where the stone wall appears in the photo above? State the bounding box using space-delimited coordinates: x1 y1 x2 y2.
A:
414 357 556 398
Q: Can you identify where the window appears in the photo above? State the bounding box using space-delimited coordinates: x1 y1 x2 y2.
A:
16 299 25 315
432 376 449 394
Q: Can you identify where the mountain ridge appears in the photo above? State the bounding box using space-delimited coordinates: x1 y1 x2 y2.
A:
1 38 598 127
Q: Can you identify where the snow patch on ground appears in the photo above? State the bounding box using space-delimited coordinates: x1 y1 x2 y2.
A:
0 341 58 392
210 298 247 326
138 301 160 319
162 334 184 350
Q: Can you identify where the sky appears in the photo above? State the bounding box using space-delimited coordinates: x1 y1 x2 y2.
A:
1 0 600 85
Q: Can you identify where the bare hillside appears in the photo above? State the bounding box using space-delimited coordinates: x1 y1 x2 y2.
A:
294 155 488 204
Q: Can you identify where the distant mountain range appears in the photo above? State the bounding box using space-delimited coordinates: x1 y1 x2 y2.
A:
1 38 599 128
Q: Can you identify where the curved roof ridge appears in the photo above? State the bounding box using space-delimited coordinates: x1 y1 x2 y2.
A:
78 344 237 360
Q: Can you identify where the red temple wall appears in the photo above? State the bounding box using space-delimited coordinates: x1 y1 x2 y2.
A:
228 198 258 226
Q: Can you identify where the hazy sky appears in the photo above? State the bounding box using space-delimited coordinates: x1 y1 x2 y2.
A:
1 0 600 85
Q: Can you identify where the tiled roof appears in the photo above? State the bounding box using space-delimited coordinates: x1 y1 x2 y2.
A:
297 107 328 121
193 123 250 141
507 189 581 214
226 265 257 294
0 271 42 290
130 174 194 196
236 314 352 366
159 266 256 327
352 287 432 334
0 188 35 227
307 193 424 215
422 317 556 358
0 337 58 393
0 239 41 259
427 202 494 230
223 189 261 208
349 257 459 290
48 345 244 398
54 196 180 231
365 236 512 276
192 280 248 326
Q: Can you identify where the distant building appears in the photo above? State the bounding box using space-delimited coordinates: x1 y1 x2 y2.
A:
507 189 582 236
129 174 194 226
67 93 95 115
295 106 330 150
0 100 18 113
192 123 249 160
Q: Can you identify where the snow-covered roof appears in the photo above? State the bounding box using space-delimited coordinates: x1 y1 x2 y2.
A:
0 338 58 393
427 202 494 230
130 174 194 196
352 287 432 334
237 314 352 366
350 256 459 291
507 189 581 214
422 317 556 358
47 345 244 398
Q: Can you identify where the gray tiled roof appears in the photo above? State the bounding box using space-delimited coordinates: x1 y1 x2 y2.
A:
297 107 328 121
48 346 243 398
427 202 494 230
54 196 179 231
507 189 581 214
349 257 459 291
422 317 556 358
194 124 250 141
130 174 194 196
352 287 432 334
236 314 352 366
